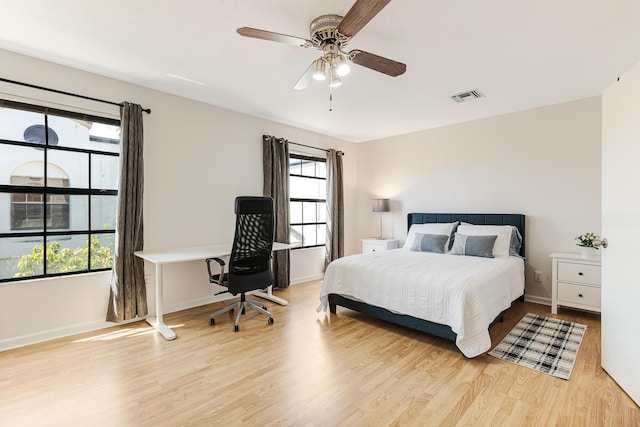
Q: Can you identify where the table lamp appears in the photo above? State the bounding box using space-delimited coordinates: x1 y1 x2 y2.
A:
372 198 390 239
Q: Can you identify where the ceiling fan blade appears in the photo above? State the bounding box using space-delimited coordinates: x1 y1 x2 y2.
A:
349 49 406 77
337 0 392 38
237 27 311 47
294 62 315 90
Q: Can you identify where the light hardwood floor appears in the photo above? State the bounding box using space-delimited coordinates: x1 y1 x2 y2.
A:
1 280 638 426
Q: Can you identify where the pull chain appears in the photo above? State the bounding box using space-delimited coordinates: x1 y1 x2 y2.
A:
329 90 333 112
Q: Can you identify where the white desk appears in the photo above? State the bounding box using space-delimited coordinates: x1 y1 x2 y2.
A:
134 242 292 340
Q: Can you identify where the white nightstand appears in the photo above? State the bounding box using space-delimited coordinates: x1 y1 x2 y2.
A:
362 238 399 254
550 252 601 314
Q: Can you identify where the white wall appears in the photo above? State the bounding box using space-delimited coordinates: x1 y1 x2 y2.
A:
0 48 358 350
356 97 602 303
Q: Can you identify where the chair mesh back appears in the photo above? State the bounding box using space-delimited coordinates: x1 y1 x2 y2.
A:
228 197 274 293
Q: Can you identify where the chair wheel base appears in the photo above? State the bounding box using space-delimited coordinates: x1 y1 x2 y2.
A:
207 299 274 330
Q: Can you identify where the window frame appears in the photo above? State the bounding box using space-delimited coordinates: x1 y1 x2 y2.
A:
289 153 327 250
0 99 120 283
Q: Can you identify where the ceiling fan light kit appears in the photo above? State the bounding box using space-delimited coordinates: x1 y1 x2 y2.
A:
335 55 351 77
329 67 342 88
313 59 327 81
236 0 406 98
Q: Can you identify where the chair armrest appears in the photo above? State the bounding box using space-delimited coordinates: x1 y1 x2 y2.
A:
205 257 226 285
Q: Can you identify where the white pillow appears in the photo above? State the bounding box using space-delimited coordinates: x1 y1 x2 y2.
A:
404 222 457 250
456 224 513 257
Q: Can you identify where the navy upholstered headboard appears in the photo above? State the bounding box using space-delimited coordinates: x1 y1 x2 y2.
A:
407 213 525 257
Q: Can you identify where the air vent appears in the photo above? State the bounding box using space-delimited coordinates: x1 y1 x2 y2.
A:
451 90 484 103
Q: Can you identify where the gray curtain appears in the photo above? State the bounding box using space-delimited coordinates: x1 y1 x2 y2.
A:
325 149 344 268
263 135 290 288
106 102 147 322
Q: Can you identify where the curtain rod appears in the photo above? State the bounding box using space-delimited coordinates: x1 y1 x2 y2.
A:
0 77 151 114
289 141 344 156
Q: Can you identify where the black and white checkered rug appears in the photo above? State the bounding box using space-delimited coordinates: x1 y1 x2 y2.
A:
488 313 587 380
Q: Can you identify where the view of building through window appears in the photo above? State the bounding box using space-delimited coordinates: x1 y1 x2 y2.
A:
11 176 70 230
289 154 326 248
0 100 120 282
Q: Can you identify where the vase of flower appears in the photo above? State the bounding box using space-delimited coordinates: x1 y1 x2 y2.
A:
575 232 600 258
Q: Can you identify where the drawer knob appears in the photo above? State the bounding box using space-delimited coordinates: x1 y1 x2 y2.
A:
578 294 583 298
578 272 583 276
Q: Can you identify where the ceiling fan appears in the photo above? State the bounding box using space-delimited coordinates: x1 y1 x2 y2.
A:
237 0 406 90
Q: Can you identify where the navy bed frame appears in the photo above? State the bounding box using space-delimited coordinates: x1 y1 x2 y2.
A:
328 213 526 347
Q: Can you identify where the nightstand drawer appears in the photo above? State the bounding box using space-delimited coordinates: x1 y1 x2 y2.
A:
362 239 399 254
364 243 386 254
557 262 601 286
557 283 601 308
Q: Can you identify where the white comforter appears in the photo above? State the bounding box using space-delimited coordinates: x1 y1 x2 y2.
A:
318 249 525 357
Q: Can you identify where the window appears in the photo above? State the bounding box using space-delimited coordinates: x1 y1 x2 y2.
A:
289 154 326 248
0 99 120 282
11 168 70 230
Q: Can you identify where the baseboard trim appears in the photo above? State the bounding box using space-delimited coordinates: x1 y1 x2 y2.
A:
164 293 233 314
524 294 551 306
0 294 237 353
0 317 141 352
291 274 324 285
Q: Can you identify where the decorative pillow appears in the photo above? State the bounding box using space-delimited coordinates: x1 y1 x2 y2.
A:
456 224 512 257
410 233 449 254
509 226 523 257
448 221 460 251
450 233 498 258
404 222 458 250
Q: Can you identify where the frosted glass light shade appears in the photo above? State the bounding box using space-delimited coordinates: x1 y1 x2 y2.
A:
328 66 341 87
312 59 326 81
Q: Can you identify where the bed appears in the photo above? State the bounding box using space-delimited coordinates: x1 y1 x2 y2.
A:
318 213 526 358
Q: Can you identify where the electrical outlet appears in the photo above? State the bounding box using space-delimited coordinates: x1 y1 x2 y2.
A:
534 270 543 282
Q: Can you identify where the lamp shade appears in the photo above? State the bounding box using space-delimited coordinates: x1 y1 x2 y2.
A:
372 198 390 212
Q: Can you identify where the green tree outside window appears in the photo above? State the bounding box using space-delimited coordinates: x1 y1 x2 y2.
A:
14 235 113 277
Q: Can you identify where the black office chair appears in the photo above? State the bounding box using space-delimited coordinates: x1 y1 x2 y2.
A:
205 196 275 331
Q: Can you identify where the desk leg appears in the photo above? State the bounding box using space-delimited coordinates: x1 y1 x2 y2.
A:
146 263 177 340
253 285 288 306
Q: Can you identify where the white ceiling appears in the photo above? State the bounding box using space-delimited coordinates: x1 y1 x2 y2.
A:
1 0 639 142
